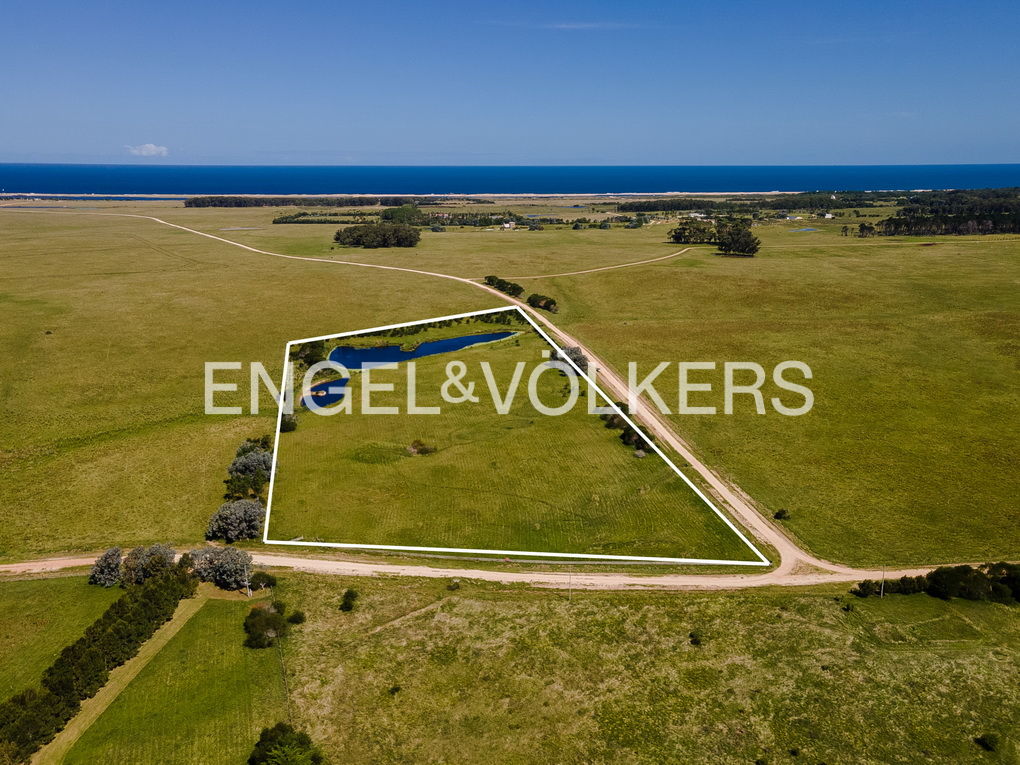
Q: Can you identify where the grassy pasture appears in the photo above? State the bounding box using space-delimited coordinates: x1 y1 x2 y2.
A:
519 225 1019 566
1 203 1016 568
63 598 287 765
270 317 756 561
278 573 1019 764
0 208 497 559
0 576 120 697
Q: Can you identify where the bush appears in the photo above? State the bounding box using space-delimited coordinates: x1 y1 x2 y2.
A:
773 509 790 520
279 414 297 432
88 547 122 587
206 499 264 543
190 547 253 591
974 733 999 752
243 604 289 649
287 610 306 625
250 572 277 590
248 722 325 765
340 588 359 612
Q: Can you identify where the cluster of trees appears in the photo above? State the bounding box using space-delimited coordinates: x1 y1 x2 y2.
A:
620 190 889 214
248 722 325 765
878 188 1020 235
380 205 565 228
272 211 375 224
599 407 655 452
484 275 525 298
225 436 274 500
243 600 304 648
852 563 1020 602
526 294 558 312
668 219 719 244
0 560 196 761
290 339 326 367
184 196 444 208
89 543 176 588
668 219 761 255
206 499 264 543
334 223 420 248
352 311 525 344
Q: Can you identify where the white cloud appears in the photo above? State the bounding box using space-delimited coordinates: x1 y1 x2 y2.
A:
126 143 169 157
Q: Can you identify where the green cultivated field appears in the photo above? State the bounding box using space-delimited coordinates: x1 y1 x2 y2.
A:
63 598 287 765
278 574 1019 764
0 576 120 697
269 317 756 561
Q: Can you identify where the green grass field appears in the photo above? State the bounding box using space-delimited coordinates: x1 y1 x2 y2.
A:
277 573 1019 764
0 576 120 697
63 597 287 765
1 202 1016 568
269 316 757 561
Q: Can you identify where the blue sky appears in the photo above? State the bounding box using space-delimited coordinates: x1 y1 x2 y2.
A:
2 0 1018 165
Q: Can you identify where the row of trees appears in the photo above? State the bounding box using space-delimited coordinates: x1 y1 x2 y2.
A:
89 544 255 592
0 560 196 761
668 220 761 255
852 563 1020 602
334 223 420 248
483 275 525 298
526 294 558 313
272 211 375 224
185 196 447 208
600 407 656 452
620 190 889 214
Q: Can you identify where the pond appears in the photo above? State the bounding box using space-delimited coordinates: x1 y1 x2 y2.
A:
300 330 516 408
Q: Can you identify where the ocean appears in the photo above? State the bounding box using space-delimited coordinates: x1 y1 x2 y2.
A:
2 163 1019 196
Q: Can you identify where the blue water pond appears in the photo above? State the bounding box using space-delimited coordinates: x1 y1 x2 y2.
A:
300 330 515 408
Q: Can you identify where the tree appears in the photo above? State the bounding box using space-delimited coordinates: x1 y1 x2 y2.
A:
206 499 264 543
121 544 176 586
334 223 420 248
250 571 278 590
668 219 717 244
555 346 589 374
89 547 122 587
190 547 252 590
279 414 297 432
526 294 559 312
717 223 761 256
248 723 325 765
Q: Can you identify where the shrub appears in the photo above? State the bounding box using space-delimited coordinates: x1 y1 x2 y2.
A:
230 450 274 477
974 733 999 752
236 435 273 457
526 293 558 313
243 605 289 648
88 547 122 587
279 414 297 432
773 509 790 520
340 588 359 612
250 572 278 590
190 547 252 590
206 499 264 543
248 722 325 765
287 610 306 625
688 631 702 646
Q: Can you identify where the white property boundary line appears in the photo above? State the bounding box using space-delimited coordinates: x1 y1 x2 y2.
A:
263 306 769 566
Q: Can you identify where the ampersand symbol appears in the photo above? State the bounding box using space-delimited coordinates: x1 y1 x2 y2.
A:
441 360 479 403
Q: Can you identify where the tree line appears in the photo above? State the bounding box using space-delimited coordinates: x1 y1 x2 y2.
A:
484 275 525 298
877 188 1020 236
619 190 891 213
0 559 196 761
272 211 376 224
852 562 1020 602
184 196 469 208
